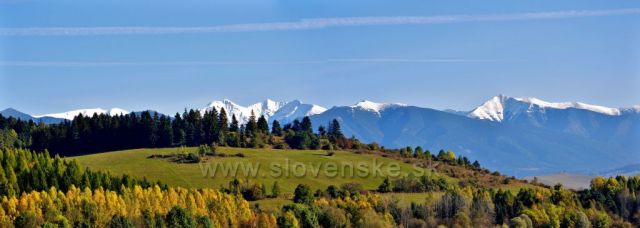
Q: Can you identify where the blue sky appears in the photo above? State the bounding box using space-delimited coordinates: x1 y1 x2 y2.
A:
0 0 639 115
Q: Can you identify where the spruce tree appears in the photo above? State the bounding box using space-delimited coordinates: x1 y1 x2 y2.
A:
271 120 283 136
230 115 239 132
218 108 229 133
301 117 313 133
246 111 258 136
328 119 343 145
257 115 269 134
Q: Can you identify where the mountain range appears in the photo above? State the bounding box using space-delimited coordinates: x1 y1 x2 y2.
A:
2 95 638 176
199 99 326 124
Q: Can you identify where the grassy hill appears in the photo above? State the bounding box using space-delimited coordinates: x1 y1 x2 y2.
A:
70 146 454 193
70 146 541 211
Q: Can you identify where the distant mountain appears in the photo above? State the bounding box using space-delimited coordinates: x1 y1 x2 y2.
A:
1 108 66 124
309 97 640 176
466 95 640 152
468 94 636 122
34 108 129 120
200 99 326 124
2 107 132 124
0 108 33 120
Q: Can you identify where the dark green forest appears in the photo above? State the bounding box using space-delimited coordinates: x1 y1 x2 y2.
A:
0 109 354 156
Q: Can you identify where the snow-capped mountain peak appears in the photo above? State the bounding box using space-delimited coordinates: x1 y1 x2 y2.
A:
468 95 631 122
247 99 286 117
352 100 406 113
34 107 129 120
201 99 326 124
468 95 508 122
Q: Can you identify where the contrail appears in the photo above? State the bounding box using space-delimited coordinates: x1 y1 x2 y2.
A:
0 59 503 67
0 8 638 36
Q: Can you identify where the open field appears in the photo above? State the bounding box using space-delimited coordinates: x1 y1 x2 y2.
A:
70 146 452 193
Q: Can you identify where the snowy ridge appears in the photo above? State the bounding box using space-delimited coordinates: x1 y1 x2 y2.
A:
515 97 621 115
468 95 507 122
201 99 326 124
34 108 129 120
468 95 638 122
352 100 407 113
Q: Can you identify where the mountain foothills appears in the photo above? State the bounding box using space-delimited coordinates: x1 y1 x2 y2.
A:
2 95 639 176
310 95 640 176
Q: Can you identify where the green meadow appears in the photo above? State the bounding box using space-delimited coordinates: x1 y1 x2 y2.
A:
70 146 452 194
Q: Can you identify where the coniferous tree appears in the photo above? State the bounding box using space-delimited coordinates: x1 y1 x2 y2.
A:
301 117 313 133
317 126 326 137
209 108 219 143
229 115 239 132
246 111 258 136
327 119 343 144
173 113 185 146
257 115 269 134
217 108 229 145
271 120 283 136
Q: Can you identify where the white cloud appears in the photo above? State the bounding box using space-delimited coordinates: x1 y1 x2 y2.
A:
1 8 638 36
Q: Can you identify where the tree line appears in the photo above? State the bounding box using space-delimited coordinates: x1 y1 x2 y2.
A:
0 109 353 156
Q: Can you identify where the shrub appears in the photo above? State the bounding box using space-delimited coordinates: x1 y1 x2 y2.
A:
241 183 267 201
186 153 201 163
293 184 314 204
378 177 393 193
277 211 299 228
319 207 348 228
340 182 363 194
198 144 211 157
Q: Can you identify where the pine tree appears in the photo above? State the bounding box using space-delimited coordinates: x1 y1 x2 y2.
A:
218 108 229 133
317 126 326 137
327 119 343 144
230 115 239 132
271 120 283 136
301 117 313 133
257 115 269 134
246 111 258 136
